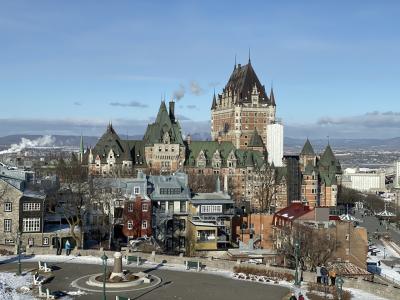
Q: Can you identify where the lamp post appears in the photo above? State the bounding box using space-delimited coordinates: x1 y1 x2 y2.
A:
335 276 344 300
383 247 386 259
294 241 300 286
16 231 22 276
101 253 108 300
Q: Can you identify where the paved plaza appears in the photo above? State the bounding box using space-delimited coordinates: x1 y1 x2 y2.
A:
0 260 290 300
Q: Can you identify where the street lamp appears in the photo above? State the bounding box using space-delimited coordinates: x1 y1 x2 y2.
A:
294 241 300 286
383 247 386 259
335 275 344 300
101 253 108 300
16 231 22 276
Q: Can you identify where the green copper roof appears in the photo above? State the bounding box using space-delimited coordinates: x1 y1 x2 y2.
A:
319 144 336 166
300 139 315 156
143 101 184 146
248 129 264 148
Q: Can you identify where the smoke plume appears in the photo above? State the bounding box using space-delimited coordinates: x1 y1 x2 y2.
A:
0 135 56 154
173 84 185 101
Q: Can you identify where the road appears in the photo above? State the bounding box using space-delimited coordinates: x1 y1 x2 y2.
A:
0 261 290 300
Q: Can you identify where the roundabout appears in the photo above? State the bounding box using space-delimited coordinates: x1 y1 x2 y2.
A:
0 256 291 300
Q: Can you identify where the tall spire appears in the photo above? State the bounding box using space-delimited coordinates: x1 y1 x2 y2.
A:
234 54 237 70
211 89 217 110
248 48 251 64
79 134 84 163
270 87 276 106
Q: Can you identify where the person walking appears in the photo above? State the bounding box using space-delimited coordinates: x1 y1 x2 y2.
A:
298 292 305 300
289 293 297 300
55 236 61 255
65 239 72 256
316 265 322 283
329 269 336 286
320 265 328 285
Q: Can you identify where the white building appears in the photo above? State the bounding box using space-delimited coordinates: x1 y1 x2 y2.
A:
395 161 400 188
266 122 283 167
343 168 386 192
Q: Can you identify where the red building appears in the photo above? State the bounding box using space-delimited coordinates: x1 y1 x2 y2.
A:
122 195 152 239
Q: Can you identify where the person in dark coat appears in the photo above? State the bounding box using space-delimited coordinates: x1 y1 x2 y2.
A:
298 292 305 300
289 293 297 300
55 236 61 255
320 265 329 285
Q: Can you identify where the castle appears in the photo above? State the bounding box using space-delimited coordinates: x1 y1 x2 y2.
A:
84 59 341 210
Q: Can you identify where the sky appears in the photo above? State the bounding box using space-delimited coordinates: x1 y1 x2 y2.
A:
0 1 400 139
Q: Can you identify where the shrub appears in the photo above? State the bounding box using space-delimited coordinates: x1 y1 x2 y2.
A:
233 265 294 281
307 282 352 300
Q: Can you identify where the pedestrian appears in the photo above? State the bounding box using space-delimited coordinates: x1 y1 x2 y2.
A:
320 265 328 285
55 236 61 255
378 260 381 266
316 265 322 283
289 292 297 300
329 269 336 286
65 239 72 256
298 292 304 300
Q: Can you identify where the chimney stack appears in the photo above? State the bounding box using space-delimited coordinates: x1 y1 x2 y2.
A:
169 100 175 122
224 174 228 194
217 135 222 144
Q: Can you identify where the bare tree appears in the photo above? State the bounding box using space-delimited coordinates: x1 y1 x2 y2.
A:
56 156 90 248
253 163 277 214
188 173 216 193
277 223 336 271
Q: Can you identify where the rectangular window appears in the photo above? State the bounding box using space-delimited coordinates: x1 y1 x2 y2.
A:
128 202 134 212
28 238 34 246
4 202 12 212
180 201 186 213
22 218 40 232
4 219 11 232
23 202 41 211
142 220 148 229
127 220 133 230
142 203 148 212
43 237 49 245
200 205 222 214
134 187 140 194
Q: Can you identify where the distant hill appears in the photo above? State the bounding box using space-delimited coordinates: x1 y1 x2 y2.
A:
0 134 399 151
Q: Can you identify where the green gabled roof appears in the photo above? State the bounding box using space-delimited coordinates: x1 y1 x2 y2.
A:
92 123 127 163
300 139 315 156
185 141 264 168
143 101 184 146
248 129 264 148
319 144 336 166
320 173 337 187
303 162 317 175
275 166 287 182
185 141 236 166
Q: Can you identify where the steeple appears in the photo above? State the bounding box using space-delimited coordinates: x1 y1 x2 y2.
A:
248 48 251 64
107 121 115 133
211 89 217 110
234 54 237 70
79 134 84 163
270 87 276 106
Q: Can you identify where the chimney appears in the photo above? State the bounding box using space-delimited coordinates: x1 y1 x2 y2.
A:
169 100 175 122
217 135 222 144
186 134 191 145
224 174 228 194
216 176 221 193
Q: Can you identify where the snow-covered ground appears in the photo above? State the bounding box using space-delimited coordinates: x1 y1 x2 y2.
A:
0 272 34 299
0 254 392 299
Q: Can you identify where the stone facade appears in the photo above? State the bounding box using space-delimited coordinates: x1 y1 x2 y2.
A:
210 60 276 150
299 139 342 207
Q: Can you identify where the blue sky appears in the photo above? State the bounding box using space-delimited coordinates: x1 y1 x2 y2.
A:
0 1 400 138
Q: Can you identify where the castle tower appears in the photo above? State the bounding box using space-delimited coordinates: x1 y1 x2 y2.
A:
211 59 276 150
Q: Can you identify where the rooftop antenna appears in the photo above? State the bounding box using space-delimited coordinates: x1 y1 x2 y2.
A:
234 54 237 69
